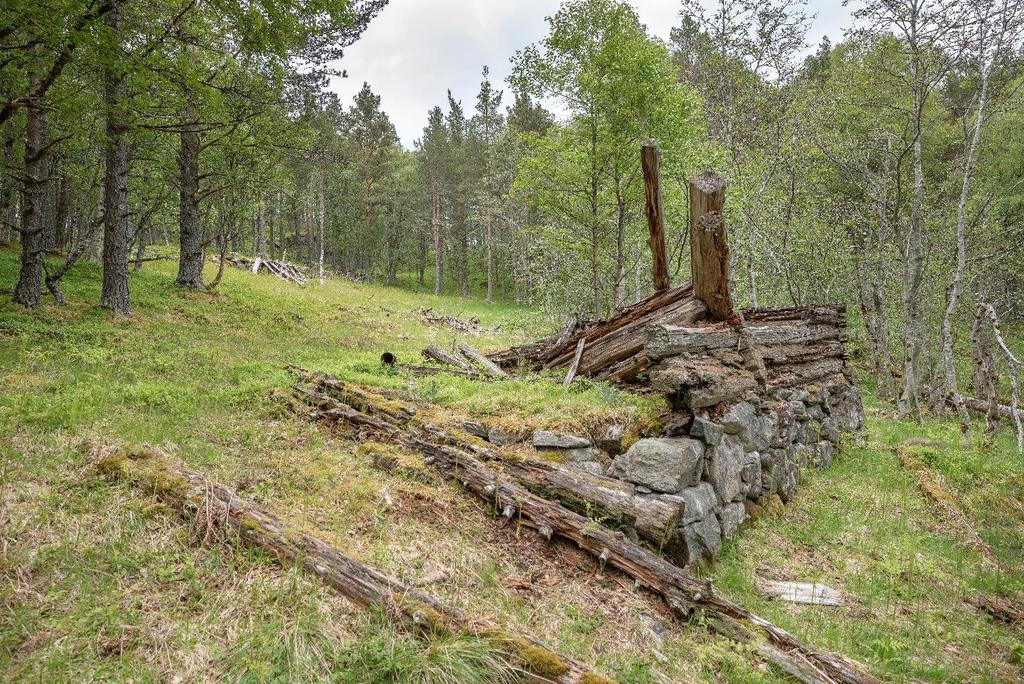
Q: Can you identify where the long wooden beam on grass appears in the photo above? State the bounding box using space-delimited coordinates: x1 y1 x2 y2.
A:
91 443 611 684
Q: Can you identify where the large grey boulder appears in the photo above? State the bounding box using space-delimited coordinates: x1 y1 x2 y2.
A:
720 401 765 451
795 419 820 445
679 482 718 525
609 437 704 493
595 424 625 455
488 426 525 446
707 434 745 502
462 421 489 439
740 452 763 498
682 515 722 566
533 430 591 449
719 502 747 538
820 417 840 446
814 441 836 468
690 416 723 446
763 449 798 502
829 383 865 434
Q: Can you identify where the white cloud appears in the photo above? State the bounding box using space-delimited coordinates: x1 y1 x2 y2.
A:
329 0 852 147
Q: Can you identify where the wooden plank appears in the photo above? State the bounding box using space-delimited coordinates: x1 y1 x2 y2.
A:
642 141 670 292
563 338 586 387
689 171 732 320
458 343 509 379
761 581 844 606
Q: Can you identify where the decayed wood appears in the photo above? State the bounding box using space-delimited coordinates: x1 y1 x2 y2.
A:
766 358 849 391
974 593 1024 624
93 444 603 684
642 141 670 292
290 370 881 684
488 284 706 383
647 322 847 361
963 396 1016 419
422 346 475 372
760 581 844 607
224 253 307 285
544 293 706 378
689 171 732 320
459 343 509 379
648 355 759 409
563 338 586 387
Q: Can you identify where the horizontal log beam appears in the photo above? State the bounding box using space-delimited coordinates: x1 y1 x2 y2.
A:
93 444 601 683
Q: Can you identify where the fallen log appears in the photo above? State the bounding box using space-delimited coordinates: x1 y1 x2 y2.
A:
459 343 509 379
422 346 476 373
648 356 760 409
289 370 881 684
766 358 849 391
93 444 605 684
963 396 1017 420
563 339 586 387
647 322 847 361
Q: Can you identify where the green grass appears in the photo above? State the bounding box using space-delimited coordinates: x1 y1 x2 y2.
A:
1 247 1022 682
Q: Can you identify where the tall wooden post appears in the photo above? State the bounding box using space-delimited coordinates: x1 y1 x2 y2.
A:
689 170 733 320
642 141 670 292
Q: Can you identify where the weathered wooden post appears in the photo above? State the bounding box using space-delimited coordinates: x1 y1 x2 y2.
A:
689 171 733 320
642 141 671 292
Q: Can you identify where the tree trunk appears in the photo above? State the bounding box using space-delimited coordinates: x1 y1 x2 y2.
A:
485 207 494 303
432 184 443 295
99 1 131 316
12 73 47 308
941 62 990 444
642 142 670 292
175 117 204 290
0 116 16 244
317 173 325 285
689 171 732 320
256 193 267 260
898 50 927 421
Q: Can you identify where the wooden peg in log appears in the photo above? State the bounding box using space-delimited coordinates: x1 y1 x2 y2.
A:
689 171 733 320
642 141 670 292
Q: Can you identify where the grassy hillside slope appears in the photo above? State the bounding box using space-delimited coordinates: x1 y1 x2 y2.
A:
1 249 1021 683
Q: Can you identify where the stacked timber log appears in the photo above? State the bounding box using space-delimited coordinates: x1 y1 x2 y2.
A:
222 254 307 285
489 283 707 382
646 305 851 409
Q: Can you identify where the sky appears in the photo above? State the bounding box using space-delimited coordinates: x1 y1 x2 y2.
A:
328 1 854 148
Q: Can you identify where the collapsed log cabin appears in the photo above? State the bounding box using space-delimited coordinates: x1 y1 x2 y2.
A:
475 147 866 568
311 144 870 681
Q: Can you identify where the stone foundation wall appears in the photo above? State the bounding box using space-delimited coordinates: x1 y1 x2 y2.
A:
467 380 865 567
608 381 864 565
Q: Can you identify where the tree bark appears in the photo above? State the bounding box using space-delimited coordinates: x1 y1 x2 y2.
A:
99 0 131 316
642 142 670 292
0 117 16 244
432 184 443 295
689 171 732 320
317 174 325 285
941 59 991 444
12 47 48 309
485 207 494 303
175 117 204 290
